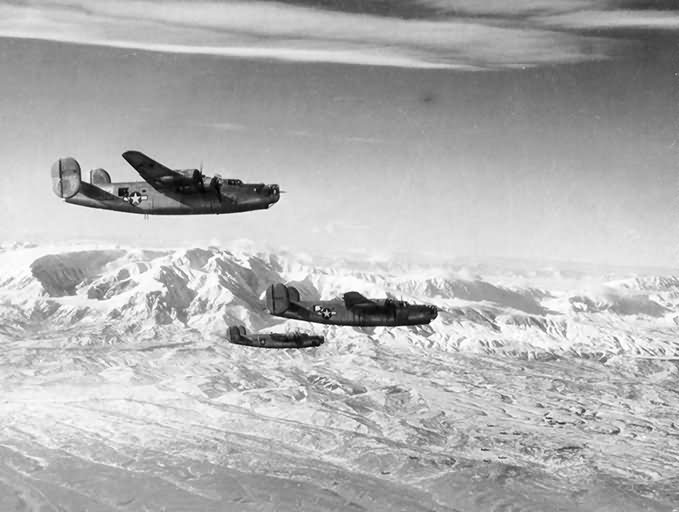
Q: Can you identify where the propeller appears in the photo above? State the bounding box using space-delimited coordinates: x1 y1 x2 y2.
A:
192 168 205 192
210 173 223 202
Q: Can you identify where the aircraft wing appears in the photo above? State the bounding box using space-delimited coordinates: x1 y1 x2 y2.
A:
122 150 185 191
343 291 377 310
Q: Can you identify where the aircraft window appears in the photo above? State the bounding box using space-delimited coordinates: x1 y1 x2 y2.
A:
142 189 147 193
117 187 129 197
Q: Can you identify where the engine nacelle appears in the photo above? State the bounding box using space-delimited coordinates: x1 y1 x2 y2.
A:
90 168 111 186
51 157 81 199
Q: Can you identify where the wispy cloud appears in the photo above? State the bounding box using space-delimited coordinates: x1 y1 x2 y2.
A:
539 9 679 30
286 130 315 138
342 136 387 145
191 121 248 132
312 221 370 235
0 1 677 69
415 0 605 16
190 124 389 144
285 130 389 145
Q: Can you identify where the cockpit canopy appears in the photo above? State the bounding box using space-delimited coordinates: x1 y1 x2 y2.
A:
178 168 200 178
175 171 242 187
385 298 409 307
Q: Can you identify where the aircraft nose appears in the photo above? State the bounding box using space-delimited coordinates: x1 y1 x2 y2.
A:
409 304 437 324
265 184 281 202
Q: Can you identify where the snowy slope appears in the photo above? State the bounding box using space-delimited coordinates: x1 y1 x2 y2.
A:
0 243 677 357
0 243 678 511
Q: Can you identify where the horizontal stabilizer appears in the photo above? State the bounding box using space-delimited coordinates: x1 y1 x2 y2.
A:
78 182 127 202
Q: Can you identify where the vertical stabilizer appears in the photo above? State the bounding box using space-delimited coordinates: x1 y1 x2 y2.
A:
227 326 245 342
51 158 81 199
265 283 291 315
90 168 111 186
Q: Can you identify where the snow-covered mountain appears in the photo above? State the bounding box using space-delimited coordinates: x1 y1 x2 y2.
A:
1 243 678 511
0 243 676 358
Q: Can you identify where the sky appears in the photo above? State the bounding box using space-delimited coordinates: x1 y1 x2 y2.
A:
0 0 677 268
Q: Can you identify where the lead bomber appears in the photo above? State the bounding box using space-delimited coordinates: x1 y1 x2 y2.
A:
51 150 281 215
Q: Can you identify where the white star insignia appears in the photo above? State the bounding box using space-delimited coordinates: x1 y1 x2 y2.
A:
128 191 148 206
314 305 336 319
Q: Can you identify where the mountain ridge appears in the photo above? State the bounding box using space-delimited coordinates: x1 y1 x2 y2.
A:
0 243 676 358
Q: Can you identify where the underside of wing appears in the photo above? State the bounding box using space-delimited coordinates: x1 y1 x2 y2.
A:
343 291 376 310
122 150 183 190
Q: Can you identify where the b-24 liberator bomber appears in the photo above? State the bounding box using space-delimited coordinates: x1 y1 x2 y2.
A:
227 325 325 349
265 283 438 327
51 150 281 215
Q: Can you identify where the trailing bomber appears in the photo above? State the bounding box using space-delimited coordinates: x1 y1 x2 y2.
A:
265 283 438 327
227 325 325 349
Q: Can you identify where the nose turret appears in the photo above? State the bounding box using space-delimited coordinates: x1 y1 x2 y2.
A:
263 184 281 204
407 304 438 324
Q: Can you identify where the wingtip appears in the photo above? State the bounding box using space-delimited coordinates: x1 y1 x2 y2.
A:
121 150 151 168
122 150 140 160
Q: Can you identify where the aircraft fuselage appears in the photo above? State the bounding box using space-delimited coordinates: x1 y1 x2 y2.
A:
66 180 278 215
273 300 437 326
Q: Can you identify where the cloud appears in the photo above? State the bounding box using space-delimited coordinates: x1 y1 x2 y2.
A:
0 1 676 69
342 136 387 145
192 121 248 132
287 130 315 138
415 0 605 16
312 221 369 235
285 129 389 144
539 9 679 30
